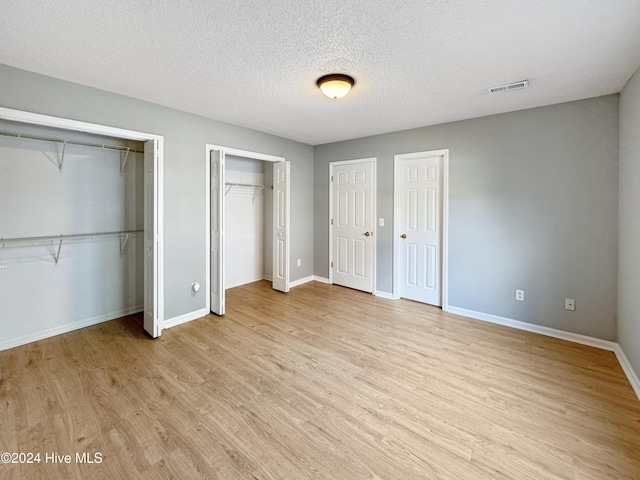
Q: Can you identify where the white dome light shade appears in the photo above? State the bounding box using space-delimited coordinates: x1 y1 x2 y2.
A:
317 74 355 99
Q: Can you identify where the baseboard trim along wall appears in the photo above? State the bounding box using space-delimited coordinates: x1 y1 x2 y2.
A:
163 308 209 330
290 276 314 288
614 344 640 401
447 306 617 350
374 290 395 300
0 305 143 351
312 276 331 284
227 276 270 289
447 306 640 401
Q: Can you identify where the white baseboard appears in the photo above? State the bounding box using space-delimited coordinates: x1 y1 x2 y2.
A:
163 308 209 330
312 276 331 284
263 275 273 282
0 305 143 351
374 290 395 300
227 276 269 289
447 306 617 351
290 275 314 288
448 306 640 401
614 345 640 400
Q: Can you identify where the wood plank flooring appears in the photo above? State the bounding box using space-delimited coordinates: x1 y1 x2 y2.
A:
1 280 639 479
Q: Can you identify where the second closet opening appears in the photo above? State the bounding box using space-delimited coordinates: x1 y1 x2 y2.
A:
225 155 274 288
207 144 290 316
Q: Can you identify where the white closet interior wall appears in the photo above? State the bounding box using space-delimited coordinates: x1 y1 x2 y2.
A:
225 155 273 289
0 119 144 349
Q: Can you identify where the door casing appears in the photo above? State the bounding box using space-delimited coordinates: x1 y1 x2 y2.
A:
205 144 289 314
393 149 449 310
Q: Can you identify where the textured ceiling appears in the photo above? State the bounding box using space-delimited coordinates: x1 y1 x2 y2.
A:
1 1 640 145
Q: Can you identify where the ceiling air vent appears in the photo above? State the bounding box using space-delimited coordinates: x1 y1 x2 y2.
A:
488 80 529 94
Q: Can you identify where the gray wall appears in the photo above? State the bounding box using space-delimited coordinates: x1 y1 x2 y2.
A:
619 66 640 374
315 96 619 340
0 64 314 323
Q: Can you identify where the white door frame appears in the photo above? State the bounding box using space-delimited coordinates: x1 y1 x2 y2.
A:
205 144 287 313
0 106 165 334
393 149 449 311
329 157 377 293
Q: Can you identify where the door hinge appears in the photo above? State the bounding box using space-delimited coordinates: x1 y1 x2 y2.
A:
331 175 333 182
330 218 333 225
331 261 333 268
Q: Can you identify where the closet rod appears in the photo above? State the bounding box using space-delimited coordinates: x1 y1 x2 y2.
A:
0 130 144 154
0 230 144 248
225 182 273 189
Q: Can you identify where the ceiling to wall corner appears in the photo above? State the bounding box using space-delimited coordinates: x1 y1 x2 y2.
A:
1 0 639 145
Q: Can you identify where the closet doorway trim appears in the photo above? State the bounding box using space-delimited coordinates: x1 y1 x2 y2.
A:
205 144 287 314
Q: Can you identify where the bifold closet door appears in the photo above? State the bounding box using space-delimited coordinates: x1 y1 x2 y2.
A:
144 139 160 337
272 161 290 293
210 149 225 315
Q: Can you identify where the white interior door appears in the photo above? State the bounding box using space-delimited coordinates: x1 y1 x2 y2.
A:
144 139 160 337
330 160 374 293
211 149 225 314
272 161 290 292
396 153 443 306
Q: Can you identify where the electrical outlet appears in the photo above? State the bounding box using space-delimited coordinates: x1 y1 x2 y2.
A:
516 289 525 301
379 218 384 227
296 258 301 267
565 298 575 311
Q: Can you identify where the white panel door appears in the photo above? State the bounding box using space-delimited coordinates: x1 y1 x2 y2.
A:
144 140 160 337
272 161 290 292
210 149 225 314
331 160 374 293
397 154 443 306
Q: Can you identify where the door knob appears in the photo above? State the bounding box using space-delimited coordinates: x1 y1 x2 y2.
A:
401 234 407 238
364 231 371 237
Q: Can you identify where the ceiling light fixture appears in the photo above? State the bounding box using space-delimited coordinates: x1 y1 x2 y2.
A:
316 74 355 99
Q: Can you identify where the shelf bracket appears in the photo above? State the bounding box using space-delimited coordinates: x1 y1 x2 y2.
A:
120 148 130 176
54 239 63 264
119 234 129 255
252 185 265 203
58 141 67 172
225 185 233 196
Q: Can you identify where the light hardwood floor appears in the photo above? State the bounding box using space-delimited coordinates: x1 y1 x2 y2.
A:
1 280 639 479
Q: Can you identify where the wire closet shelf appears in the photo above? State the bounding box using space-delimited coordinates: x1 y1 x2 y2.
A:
0 129 143 174
224 182 273 201
0 230 144 264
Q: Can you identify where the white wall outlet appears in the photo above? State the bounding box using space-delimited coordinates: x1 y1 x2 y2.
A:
565 298 575 311
516 289 525 301
379 218 384 227
296 258 301 267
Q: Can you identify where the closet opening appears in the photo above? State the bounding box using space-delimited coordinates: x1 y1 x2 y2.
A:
0 107 164 352
206 145 290 316
225 155 274 289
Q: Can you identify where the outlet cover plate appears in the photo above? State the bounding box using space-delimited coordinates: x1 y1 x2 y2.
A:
565 298 575 311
